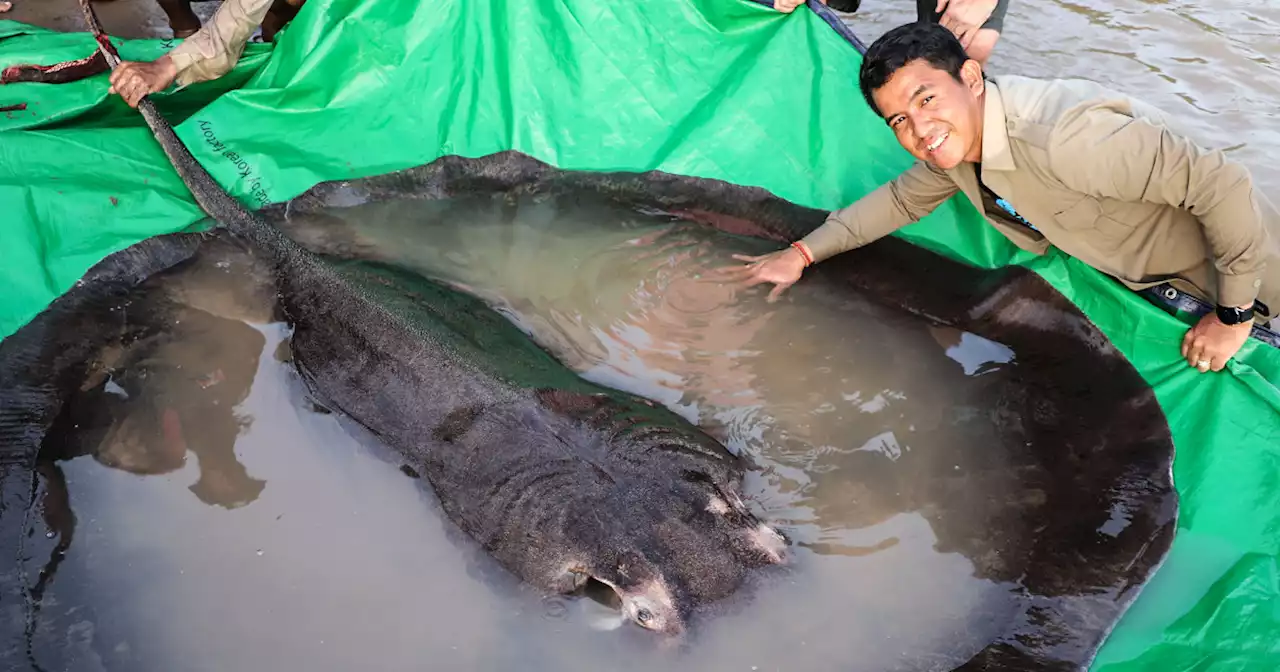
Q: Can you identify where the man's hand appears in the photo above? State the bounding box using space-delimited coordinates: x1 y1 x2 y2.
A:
935 0 997 49
706 246 809 302
773 0 809 14
1181 307 1254 373
108 56 179 108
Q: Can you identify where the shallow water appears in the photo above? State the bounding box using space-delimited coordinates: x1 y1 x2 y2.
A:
27 193 1043 671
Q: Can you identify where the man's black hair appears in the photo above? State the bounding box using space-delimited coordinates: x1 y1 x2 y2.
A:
858 21 971 118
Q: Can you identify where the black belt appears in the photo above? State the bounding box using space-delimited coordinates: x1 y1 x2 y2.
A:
1138 283 1280 349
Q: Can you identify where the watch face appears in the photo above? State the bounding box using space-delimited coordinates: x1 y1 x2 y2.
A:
1217 305 1254 325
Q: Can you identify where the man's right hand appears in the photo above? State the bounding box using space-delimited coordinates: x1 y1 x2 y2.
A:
707 246 810 302
773 0 811 14
108 56 179 108
934 0 998 50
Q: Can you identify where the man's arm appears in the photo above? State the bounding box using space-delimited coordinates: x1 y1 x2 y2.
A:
108 0 276 107
799 159 960 263
1047 102 1273 309
169 0 277 87
709 160 958 301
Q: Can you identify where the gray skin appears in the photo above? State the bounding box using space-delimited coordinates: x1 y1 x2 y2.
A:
278 252 790 636
80 5 787 636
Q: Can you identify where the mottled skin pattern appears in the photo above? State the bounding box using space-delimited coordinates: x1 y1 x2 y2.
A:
0 154 1177 670
7 0 789 641
277 254 788 636
265 151 1179 671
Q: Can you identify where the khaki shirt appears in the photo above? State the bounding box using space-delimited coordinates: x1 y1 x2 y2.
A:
800 75 1280 313
168 0 276 87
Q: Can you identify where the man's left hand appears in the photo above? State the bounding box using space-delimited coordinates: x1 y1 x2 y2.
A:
935 0 997 50
1181 309 1253 373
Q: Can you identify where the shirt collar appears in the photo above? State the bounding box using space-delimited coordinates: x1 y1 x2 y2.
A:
980 77 1016 172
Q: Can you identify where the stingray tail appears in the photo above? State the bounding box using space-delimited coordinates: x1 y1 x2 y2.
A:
77 0 263 243
0 50 109 85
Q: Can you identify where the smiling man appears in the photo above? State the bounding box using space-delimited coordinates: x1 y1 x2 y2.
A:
720 21 1280 373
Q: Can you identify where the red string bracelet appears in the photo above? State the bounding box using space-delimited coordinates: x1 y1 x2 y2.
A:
790 241 814 266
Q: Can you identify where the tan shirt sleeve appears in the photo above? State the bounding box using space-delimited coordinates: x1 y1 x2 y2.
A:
168 0 276 87
799 160 960 263
1047 102 1273 308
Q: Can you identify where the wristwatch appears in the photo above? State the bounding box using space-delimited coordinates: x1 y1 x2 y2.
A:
1216 303 1256 325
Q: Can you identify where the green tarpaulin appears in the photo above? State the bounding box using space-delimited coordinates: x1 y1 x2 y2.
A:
1 1 1277 668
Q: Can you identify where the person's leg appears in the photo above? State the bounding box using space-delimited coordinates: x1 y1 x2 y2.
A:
156 0 202 39
261 0 302 42
916 0 1008 66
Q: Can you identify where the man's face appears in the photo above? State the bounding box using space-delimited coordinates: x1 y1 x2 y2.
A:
872 58 985 170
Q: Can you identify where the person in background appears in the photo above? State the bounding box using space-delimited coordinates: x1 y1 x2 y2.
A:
108 0 304 108
773 0 1009 66
157 0 299 39
716 21 1280 374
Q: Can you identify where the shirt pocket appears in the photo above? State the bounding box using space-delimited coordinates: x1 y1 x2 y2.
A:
1053 196 1135 241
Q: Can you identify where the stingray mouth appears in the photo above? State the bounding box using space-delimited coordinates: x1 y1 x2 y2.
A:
569 572 687 636
575 578 641 632
566 480 790 637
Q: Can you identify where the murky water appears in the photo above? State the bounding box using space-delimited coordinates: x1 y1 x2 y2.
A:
27 193 1038 671
841 0 1280 196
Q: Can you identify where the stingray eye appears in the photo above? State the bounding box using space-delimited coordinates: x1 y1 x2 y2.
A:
635 608 653 626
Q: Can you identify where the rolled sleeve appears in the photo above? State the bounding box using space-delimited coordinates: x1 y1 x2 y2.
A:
800 161 959 263
169 0 275 87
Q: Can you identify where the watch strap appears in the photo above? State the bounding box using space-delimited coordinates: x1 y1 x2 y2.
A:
1216 303 1256 325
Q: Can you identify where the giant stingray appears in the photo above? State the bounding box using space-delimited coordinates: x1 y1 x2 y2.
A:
264 151 1180 669
0 4 1175 671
